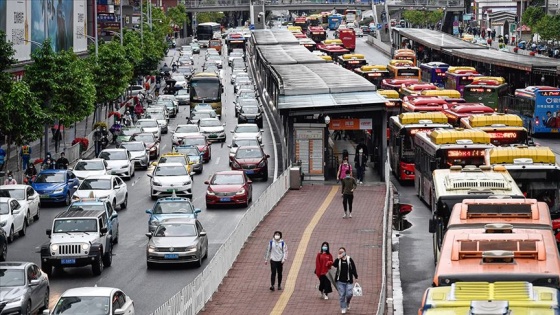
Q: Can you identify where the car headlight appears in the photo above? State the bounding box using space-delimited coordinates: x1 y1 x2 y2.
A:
183 180 192 185
82 243 90 250
54 188 64 193
207 189 215 196
0 220 7 227
186 245 197 252
236 188 246 195
152 180 162 186
150 146 157 151
121 164 129 169
148 245 157 253
51 244 59 251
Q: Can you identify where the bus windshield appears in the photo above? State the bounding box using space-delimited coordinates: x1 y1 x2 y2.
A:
190 79 220 101
197 23 221 40
397 68 419 78
509 169 560 211
442 149 486 167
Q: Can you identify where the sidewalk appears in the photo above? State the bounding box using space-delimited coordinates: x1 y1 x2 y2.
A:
202 182 386 314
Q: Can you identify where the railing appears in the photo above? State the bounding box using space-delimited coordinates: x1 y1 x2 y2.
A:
376 155 392 315
183 0 462 7
150 167 291 315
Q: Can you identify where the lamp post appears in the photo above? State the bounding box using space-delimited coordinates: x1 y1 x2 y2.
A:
120 0 123 46
79 33 98 59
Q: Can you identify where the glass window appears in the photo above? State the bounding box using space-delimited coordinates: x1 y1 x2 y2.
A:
182 137 206 146
52 296 110 315
120 142 145 151
154 223 197 237
0 188 25 200
79 179 112 191
0 269 25 287
212 174 244 185
199 119 222 127
154 165 187 176
235 125 259 133
35 172 65 183
153 202 193 214
235 148 263 159
53 219 98 233
74 161 105 171
99 151 128 160
190 79 220 101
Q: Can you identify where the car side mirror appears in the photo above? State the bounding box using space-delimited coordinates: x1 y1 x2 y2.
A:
114 185 121 190
260 129 264 132
195 208 201 214
46 229 52 236
247 179 252 184
111 212 118 219
43 310 50 315
145 232 153 238
204 180 210 185
106 167 112 170
199 231 207 236
28 196 34 201
114 309 126 315
146 209 153 214
30 279 41 286
207 142 212 145
265 154 270 158
100 227 108 234
190 172 196 177
230 130 234 133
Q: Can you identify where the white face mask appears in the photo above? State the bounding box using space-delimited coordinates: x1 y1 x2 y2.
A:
359 149 363 153
274 235 281 240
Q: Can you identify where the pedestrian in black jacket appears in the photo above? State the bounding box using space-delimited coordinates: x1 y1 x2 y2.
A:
331 247 358 314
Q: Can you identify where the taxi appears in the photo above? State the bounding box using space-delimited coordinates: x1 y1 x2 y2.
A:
152 152 192 173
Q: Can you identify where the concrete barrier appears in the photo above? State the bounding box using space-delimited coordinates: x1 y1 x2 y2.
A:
367 34 391 57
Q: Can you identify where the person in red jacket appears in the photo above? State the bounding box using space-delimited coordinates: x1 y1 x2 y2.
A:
315 241 334 299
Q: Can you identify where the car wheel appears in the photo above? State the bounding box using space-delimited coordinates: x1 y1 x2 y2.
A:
92 255 103 276
34 207 40 221
112 199 117 211
19 218 27 236
147 261 155 269
40 288 49 311
131 167 135 178
64 192 71 206
151 194 157 200
113 226 119 244
0 240 7 261
203 246 208 259
102 245 112 267
41 263 52 277
23 300 31 315
195 253 203 268
121 194 128 210
143 164 149 170
8 226 14 243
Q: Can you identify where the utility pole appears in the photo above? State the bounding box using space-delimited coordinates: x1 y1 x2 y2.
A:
120 0 123 46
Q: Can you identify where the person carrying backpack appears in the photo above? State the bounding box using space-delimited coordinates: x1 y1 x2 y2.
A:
265 231 288 291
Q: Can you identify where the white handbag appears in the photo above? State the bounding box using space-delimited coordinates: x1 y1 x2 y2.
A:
352 282 363 297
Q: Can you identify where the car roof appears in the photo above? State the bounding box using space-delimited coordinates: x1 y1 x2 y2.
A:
135 133 156 137
159 217 197 225
61 287 121 297
0 262 33 269
156 196 192 203
80 175 115 180
38 169 66 174
0 184 31 190
176 124 198 128
77 158 105 162
120 141 145 146
55 209 105 219
236 145 262 151
101 148 127 152
70 200 108 206
176 144 199 149
214 170 245 176
155 162 184 167
138 119 158 122
199 117 220 122
236 123 259 128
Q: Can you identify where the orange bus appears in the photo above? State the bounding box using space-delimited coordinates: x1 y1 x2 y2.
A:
441 102 495 127
354 65 389 87
431 198 553 262
387 63 421 81
393 48 417 65
459 113 529 146
433 226 560 287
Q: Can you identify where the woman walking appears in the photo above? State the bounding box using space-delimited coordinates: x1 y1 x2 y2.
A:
332 247 358 314
315 242 334 300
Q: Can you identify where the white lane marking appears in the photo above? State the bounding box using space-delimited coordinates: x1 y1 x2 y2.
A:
161 144 167 152
214 157 220 165
131 176 141 187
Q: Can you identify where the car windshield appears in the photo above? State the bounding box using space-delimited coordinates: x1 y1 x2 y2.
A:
177 90 189 96
121 142 145 151
154 223 197 237
74 161 104 171
176 147 199 156
68 204 105 212
150 113 166 121
137 120 158 128
208 55 220 61
231 52 243 58
236 148 263 159
182 137 206 146
154 165 187 176
212 174 244 185
233 139 259 147
121 128 142 136
176 126 198 133
99 151 127 160
79 179 111 191
199 119 221 127
153 202 193 214
235 126 259 133
157 101 174 109
53 219 98 233
52 296 110 315
237 77 251 84
159 156 186 165
190 79 220 100
0 188 25 200
35 172 65 183
0 202 9 215
238 93 256 99
0 269 25 287
132 134 155 143
241 106 259 114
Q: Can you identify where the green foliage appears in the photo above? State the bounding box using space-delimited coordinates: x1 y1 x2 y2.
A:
0 81 46 146
167 4 189 26
123 30 144 79
402 10 426 27
535 14 560 41
24 39 58 115
427 9 444 25
0 30 16 105
89 41 133 104
197 12 225 24
522 7 544 30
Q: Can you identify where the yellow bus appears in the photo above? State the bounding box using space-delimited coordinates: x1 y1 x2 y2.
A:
459 113 528 146
189 72 224 115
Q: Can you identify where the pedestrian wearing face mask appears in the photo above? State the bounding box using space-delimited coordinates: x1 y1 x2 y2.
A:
337 158 352 183
354 147 367 184
332 247 358 314
315 241 334 299
265 231 288 291
341 169 357 218
3 171 17 185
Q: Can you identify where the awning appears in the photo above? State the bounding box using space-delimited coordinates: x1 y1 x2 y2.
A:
278 91 386 111
448 48 560 72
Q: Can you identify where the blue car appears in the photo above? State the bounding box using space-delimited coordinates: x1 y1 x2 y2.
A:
68 199 120 244
32 169 80 206
146 195 201 232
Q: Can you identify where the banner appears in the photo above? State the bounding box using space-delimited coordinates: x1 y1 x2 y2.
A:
329 119 373 130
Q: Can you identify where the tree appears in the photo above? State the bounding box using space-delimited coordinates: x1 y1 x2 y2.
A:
122 30 144 80
197 12 225 24
522 6 544 34
427 9 444 26
402 10 425 27
0 30 16 97
535 14 560 41
167 4 189 27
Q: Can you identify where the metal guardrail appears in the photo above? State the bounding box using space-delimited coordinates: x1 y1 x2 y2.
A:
149 167 291 315
183 0 462 7
376 155 392 315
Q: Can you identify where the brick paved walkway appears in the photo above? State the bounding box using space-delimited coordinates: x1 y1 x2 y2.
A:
202 183 386 314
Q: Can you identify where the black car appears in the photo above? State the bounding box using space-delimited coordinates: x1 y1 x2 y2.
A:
0 227 6 261
238 105 263 128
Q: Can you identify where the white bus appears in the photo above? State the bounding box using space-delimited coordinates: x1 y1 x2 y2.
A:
196 22 221 47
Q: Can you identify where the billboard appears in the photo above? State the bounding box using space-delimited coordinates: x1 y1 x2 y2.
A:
0 0 87 62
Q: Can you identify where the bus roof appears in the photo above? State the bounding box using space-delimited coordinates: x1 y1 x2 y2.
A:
398 112 449 125
421 89 461 98
389 59 414 66
420 282 560 314
360 65 387 71
448 198 552 230
446 66 477 74
341 53 365 60
402 83 438 91
444 103 494 115
394 49 415 55
470 76 507 86
377 89 400 99
382 78 419 87
515 86 560 97
487 146 557 165
466 113 524 128
420 62 449 68
435 229 560 287
192 72 219 79
430 129 491 145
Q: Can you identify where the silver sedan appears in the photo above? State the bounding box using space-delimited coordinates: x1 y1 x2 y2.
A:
0 262 49 314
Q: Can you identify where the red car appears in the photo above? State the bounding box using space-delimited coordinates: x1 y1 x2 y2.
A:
181 134 211 163
205 171 253 208
230 146 269 180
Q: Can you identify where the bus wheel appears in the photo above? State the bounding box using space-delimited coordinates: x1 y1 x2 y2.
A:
432 220 443 265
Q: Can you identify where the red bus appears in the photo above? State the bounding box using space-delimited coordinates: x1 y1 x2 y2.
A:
337 29 356 51
317 40 349 59
380 78 419 92
294 17 308 32
402 97 448 113
399 83 438 98
441 102 495 127
307 26 327 43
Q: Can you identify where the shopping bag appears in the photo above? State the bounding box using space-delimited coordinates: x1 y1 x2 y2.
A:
326 268 336 285
352 282 363 297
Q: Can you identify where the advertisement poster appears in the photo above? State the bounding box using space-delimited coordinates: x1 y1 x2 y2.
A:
0 0 6 33
5 0 31 62
31 0 74 53
73 0 87 53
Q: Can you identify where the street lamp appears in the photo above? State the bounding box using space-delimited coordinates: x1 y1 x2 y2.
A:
22 39 43 47
78 33 98 59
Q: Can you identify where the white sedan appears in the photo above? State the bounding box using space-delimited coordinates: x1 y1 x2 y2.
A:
0 184 40 223
72 175 128 210
0 197 29 243
231 123 263 143
198 118 226 142
49 287 135 315
172 124 201 146
72 159 109 181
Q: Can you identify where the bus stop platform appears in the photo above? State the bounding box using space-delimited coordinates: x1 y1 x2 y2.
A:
201 182 387 314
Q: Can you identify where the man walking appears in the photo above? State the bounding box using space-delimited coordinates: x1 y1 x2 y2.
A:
354 143 368 184
265 231 288 291
20 144 31 171
341 169 357 218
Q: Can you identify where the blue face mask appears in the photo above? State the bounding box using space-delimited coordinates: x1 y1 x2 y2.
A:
322 246 328 252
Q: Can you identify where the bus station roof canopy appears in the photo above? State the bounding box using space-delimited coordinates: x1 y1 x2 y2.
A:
257 45 326 65
448 48 560 72
395 28 488 50
251 29 299 45
273 64 385 110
